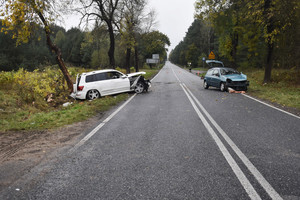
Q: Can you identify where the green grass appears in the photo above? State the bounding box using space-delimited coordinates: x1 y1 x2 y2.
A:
142 69 159 80
0 94 129 131
244 68 300 110
0 68 160 132
192 67 208 71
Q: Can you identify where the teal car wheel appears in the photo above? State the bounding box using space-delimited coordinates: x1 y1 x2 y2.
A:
220 82 227 92
204 81 209 89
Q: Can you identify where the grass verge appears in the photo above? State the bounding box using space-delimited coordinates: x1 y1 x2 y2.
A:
0 94 129 131
244 68 300 110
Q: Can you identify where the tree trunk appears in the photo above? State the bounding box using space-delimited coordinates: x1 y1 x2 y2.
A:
125 48 131 74
37 11 73 92
134 46 139 72
264 43 273 83
231 32 238 69
107 22 116 68
263 0 274 83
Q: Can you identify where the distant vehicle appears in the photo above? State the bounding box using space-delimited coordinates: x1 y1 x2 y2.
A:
203 67 249 91
206 60 224 68
71 69 150 100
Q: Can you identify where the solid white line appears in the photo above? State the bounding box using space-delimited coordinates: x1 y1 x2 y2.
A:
69 94 137 153
184 84 283 200
180 83 262 200
242 94 300 120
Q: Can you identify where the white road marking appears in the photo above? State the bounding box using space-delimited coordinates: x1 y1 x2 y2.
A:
242 94 300 120
180 83 262 200
171 65 283 200
69 94 136 153
184 84 283 200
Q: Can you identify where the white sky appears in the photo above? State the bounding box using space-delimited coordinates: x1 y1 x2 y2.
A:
147 0 196 52
63 0 196 53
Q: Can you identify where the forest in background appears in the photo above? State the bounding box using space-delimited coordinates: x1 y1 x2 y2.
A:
169 0 300 83
0 21 169 72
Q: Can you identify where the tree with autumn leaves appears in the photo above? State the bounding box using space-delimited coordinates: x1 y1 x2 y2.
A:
1 0 74 92
194 0 300 83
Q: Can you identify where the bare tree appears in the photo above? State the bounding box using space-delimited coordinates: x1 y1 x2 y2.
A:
120 0 158 72
74 0 124 68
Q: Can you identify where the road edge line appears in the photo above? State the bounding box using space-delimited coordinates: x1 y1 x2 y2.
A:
69 94 137 154
242 94 300 120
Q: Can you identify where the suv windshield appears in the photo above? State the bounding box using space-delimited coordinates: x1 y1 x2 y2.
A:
220 68 240 75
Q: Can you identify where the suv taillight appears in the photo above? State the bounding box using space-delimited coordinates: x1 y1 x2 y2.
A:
78 86 84 91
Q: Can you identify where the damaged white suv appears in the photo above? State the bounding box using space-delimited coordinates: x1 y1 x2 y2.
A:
70 69 150 100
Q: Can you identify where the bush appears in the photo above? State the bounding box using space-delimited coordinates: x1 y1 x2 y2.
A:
0 67 73 110
130 67 135 73
115 67 126 74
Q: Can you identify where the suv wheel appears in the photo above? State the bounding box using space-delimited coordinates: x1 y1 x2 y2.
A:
135 82 145 94
86 89 100 100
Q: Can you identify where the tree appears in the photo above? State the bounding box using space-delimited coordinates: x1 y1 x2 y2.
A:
120 0 148 73
1 0 74 92
140 31 170 63
169 19 213 67
195 0 299 83
245 0 299 83
76 0 122 68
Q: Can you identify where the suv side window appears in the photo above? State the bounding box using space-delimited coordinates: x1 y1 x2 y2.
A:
86 74 95 83
107 72 122 79
95 73 106 81
86 73 107 83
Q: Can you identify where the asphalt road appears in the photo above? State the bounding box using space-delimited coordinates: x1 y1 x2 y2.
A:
1 62 299 199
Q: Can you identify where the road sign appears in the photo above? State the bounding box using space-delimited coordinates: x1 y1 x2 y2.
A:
146 59 159 64
152 54 159 60
208 51 215 60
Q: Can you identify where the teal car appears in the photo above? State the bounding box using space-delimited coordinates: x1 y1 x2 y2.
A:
203 67 249 91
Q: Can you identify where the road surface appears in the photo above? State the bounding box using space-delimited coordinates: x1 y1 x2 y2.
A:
1 62 299 199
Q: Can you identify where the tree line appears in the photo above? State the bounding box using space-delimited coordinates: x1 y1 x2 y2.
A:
169 0 300 83
0 22 169 71
0 0 170 91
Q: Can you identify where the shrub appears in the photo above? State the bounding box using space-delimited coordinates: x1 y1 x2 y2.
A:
115 67 126 74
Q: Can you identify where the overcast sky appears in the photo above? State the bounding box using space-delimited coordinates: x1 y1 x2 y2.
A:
147 0 196 52
63 0 196 53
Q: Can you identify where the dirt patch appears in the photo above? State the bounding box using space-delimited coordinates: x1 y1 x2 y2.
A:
0 112 105 192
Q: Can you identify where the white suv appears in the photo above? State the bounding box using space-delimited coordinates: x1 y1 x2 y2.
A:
71 69 150 100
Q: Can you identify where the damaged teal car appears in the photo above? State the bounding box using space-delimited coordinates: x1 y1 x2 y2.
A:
203 67 249 91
